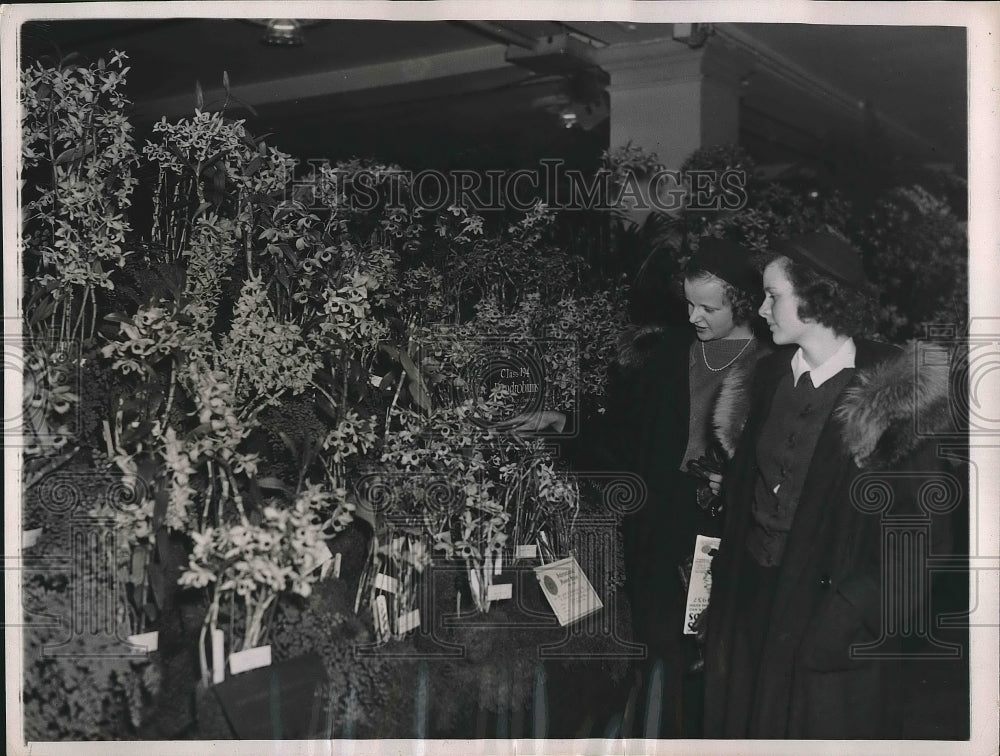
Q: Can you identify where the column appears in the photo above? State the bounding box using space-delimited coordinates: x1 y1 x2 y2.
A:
597 37 752 222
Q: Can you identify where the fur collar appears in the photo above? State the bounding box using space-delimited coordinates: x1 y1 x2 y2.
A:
712 357 757 459
712 341 954 469
836 341 952 468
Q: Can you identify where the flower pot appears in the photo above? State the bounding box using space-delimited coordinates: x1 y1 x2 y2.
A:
194 680 235 739
210 652 330 739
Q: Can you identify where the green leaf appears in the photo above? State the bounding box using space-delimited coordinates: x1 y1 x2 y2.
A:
312 370 336 390
243 155 264 178
28 297 56 329
257 477 294 496
145 388 164 416
348 358 364 386
274 264 290 293
151 480 169 532
247 476 263 512
24 278 61 312
168 144 195 172
54 143 95 165
278 243 298 266
96 322 120 339
118 396 146 415
379 344 432 411
379 343 402 361
189 422 215 438
276 430 298 456
201 149 227 172
315 395 339 422
147 562 166 609
227 93 258 117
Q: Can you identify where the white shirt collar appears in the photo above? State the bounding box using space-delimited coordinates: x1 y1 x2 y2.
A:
791 338 856 387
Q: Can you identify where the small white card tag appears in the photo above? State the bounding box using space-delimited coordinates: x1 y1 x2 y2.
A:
486 583 512 601
315 542 333 578
128 630 159 652
396 609 421 634
374 573 398 594
229 645 272 675
493 551 503 576
332 552 342 579
683 535 721 635
515 544 537 560
534 555 603 627
23 528 43 549
211 629 226 684
373 594 390 642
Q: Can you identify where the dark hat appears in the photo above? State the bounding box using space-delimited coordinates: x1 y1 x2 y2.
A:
772 233 869 290
685 237 761 300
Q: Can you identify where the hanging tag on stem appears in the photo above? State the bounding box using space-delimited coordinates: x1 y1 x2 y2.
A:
211 629 225 684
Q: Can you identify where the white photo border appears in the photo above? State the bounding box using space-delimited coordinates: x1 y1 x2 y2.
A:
4 2 997 755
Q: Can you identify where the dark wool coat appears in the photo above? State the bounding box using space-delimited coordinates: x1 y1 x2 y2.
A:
703 339 956 739
607 327 767 643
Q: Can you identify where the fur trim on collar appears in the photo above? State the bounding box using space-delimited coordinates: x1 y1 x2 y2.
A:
712 354 758 459
836 341 952 469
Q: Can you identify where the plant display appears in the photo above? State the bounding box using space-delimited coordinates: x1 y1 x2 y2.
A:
21 344 80 490
17 48 966 741
19 51 633 737
859 184 968 341
610 143 967 341
21 51 138 346
21 468 160 741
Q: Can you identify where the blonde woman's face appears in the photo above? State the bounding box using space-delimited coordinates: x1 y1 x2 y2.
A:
684 275 738 342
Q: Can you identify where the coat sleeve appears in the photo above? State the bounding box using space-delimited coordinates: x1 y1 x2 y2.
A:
804 438 958 667
568 329 687 473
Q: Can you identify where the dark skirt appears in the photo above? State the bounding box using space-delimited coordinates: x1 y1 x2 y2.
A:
622 475 719 738
720 546 781 737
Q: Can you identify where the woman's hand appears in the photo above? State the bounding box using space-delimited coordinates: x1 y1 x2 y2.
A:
707 471 723 496
496 410 567 435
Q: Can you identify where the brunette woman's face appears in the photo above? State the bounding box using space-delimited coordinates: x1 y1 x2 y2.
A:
759 258 810 345
684 275 739 341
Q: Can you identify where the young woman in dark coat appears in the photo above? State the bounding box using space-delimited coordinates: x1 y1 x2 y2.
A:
702 234 955 739
613 237 770 737
511 237 770 736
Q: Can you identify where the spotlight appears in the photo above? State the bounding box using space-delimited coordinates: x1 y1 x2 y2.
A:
263 19 304 46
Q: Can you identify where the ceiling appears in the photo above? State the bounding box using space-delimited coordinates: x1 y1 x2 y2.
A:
19 18 967 170
730 24 966 166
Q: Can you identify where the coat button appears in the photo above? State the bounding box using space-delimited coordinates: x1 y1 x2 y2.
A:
819 575 832 589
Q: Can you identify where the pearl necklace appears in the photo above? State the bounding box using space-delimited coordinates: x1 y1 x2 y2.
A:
701 338 754 372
